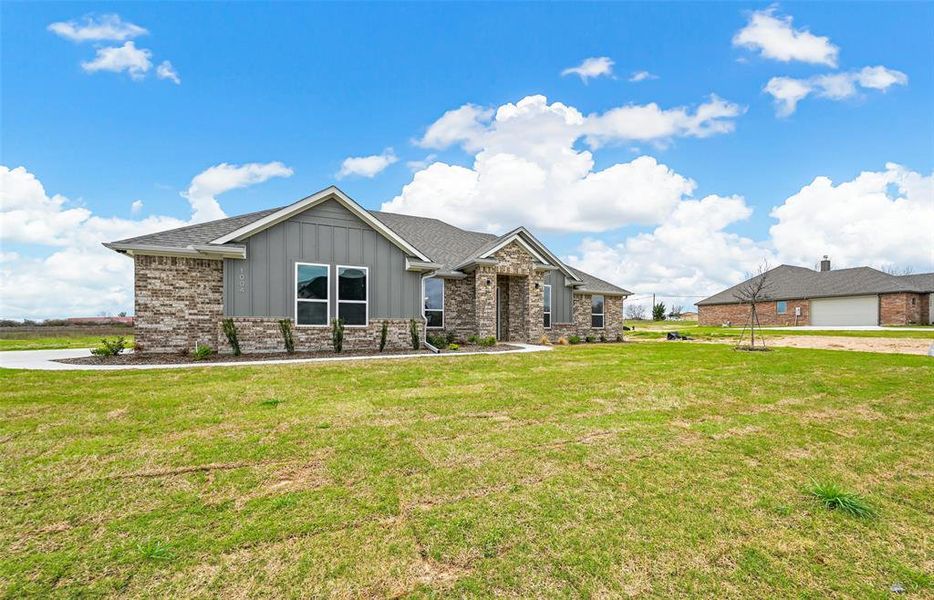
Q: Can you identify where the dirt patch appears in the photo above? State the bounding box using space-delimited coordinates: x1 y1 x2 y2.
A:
55 344 517 366
760 336 933 355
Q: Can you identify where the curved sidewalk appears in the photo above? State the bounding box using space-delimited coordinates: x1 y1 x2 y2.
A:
0 344 551 371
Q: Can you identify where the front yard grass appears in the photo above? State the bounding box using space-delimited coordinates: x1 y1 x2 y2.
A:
0 335 135 352
1 343 931 597
624 321 934 340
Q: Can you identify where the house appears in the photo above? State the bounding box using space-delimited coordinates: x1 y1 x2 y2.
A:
697 257 934 327
105 186 630 353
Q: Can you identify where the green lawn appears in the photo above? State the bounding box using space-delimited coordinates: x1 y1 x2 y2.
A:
0 335 135 352
624 320 934 340
1 344 931 597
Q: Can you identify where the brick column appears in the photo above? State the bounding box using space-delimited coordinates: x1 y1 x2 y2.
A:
526 271 545 343
474 266 497 338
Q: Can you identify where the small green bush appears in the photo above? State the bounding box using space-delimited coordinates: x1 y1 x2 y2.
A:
467 334 479 344
585 335 596 343
222 318 241 355
331 318 345 353
427 332 449 349
568 335 581 345
379 321 388 352
278 319 294 353
409 319 420 350
599 333 607 343
192 343 214 361
809 481 876 518
448 343 460 351
478 336 496 347
90 336 127 357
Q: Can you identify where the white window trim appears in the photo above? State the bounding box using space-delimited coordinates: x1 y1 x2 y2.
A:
543 284 552 329
294 262 329 328
423 277 444 329
591 294 605 329
336 265 369 328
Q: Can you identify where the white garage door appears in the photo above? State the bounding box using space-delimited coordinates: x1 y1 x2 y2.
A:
811 296 878 326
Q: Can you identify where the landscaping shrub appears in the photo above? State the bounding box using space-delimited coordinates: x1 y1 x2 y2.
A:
478 336 496 347
221 318 241 356
539 334 552 345
585 335 596 343
809 481 876 518
557 336 569 345
409 319 420 350
445 330 458 345
331 318 345 353
599 333 606 343
426 332 449 349
568 335 581 345
379 321 388 352
278 319 294 353
615 333 624 343
448 343 460 351
467 334 479 344
90 336 127 357
192 343 214 361
653 302 667 321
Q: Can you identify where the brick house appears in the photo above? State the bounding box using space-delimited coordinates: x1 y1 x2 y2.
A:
105 186 630 353
697 258 934 327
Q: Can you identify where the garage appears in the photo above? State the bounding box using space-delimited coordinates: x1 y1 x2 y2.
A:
810 295 878 326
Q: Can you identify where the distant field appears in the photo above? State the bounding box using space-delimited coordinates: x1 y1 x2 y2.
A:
0 327 134 351
624 321 934 340
1 344 931 597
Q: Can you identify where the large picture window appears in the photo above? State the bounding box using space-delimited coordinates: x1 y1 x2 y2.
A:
337 266 368 326
424 277 444 328
591 294 604 329
295 263 329 326
543 284 552 329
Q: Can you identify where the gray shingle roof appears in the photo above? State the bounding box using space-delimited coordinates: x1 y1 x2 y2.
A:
107 203 630 295
697 265 934 305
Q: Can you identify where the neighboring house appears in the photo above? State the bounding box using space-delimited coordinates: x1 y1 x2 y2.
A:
697 258 934 327
676 311 698 321
105 186 630 353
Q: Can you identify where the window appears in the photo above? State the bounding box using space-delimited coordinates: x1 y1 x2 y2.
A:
543 284 552 329
776 301 787 315
591 295 604 328
424 277 444 328
337 266 368 326
295 263 329 326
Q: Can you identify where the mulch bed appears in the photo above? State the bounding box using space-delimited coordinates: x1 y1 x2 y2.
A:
56 344 517 366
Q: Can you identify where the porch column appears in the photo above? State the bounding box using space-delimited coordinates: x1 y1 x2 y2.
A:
474 266 497 339
526 271 545 343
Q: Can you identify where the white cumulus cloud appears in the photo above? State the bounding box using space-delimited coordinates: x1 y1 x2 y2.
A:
156 60 181 84
386 95 741 232
81 41 153 80
629 71 658 83
182 162 294 223
336 149 398 179
130 200 144 215
561 57 615 82
0 163 292 318
769 163 934 270
48 14 148 42
765 66 908 116
733 6 839 66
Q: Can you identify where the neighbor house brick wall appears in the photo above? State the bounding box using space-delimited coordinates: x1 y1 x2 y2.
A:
879 292 924 325
216 318 423 354
134 255 223 353
698 300 810 327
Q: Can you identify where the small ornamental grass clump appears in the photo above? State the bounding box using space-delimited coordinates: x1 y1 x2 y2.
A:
278 319 294 353
477 336 496 347
91 336 127 358
448 343 460 351
568 335 582 345
539 335 552 346
192 344 214 361
808 481 876 519
556 336 569 346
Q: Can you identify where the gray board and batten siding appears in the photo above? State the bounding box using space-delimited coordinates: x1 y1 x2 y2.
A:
223 199 423 321
544 269 573 325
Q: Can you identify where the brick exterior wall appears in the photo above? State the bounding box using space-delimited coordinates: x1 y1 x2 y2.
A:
547 293 623 342
698 300 810 327
474 265 497 339
216 317 423 354
134 255 223 353
439 276 475 338
879 292 925 325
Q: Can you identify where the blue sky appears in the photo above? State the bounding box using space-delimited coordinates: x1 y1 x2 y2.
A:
2 2 932 318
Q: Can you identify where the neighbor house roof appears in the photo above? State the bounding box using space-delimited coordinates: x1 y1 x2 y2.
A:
105 189 630 295
697 265 934 306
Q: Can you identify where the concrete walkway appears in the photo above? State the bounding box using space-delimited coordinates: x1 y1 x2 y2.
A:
0 344 552 371
762 326 934 331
